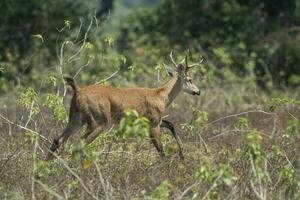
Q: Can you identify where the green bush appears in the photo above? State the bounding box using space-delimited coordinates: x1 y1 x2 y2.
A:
120 0 300 87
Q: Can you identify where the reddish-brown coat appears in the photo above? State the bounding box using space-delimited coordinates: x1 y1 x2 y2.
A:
48 56 202 159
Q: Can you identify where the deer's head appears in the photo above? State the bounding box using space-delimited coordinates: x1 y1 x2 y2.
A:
165 50 203 96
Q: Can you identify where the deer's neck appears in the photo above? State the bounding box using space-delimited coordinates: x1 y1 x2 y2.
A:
158 74 183 107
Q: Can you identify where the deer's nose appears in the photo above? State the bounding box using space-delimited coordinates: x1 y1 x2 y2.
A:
193 91 201 96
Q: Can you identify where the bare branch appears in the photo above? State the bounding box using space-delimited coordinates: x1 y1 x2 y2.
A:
206 110 275 127
177 183 199 200
94 69 120 85
0 113 49 142
74 59 92 78
250 180 266 200
93 161 114 200
49 153 100 200
35 180 65 200
68 17 94 63
74 19 83 42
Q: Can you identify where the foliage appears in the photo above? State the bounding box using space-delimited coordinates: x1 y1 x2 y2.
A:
115 109 150 141
149 180 172 200
120 0 300 87
278 164 300 199
0 0 98 92
35 160 51 178
18 87 40 115
196 160 237 199
0 0 97 55
237 116 249 129
44 94 67 123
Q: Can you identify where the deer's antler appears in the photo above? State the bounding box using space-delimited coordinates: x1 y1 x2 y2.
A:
169 50 177 68
188 57 204 68
186 56 204 73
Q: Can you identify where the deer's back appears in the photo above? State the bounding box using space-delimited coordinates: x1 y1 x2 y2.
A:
75 85 165 125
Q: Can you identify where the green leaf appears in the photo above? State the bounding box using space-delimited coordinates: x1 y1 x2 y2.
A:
64 20 72 29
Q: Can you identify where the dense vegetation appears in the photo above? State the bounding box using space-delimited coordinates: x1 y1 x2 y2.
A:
120 0 300 87
0 0 300 199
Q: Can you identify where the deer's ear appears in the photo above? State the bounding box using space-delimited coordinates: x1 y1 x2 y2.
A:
165 67 175 77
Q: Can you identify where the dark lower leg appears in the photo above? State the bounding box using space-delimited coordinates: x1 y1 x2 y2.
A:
47 126 78 160
152 139 165 158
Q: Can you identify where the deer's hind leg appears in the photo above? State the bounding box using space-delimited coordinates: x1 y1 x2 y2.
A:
80 119 105 143
83 126 106 145
81 103 111 145
47 112 83 159
47 96 86 160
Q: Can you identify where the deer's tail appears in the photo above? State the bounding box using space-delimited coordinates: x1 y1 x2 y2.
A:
64 77 79 92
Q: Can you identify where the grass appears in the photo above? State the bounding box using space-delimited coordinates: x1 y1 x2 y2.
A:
0 81 299 200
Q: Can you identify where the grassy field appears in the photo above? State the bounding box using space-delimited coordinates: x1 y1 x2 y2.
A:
0 79 299 199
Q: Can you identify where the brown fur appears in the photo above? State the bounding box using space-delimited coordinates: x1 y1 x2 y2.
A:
48 62 200 160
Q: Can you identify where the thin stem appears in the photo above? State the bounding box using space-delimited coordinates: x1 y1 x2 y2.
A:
49 153 99 200
94 70 120 85
68 17 94 62
31 139 38 200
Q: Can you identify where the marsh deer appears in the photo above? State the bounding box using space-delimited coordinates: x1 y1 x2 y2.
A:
48 51 203 160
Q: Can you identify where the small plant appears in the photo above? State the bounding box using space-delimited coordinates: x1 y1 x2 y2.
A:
278 164 300 199
47 75 57 87
219 164 238 187
117 54 127 65
192 108 208 128
245 130 270 199
43 93 67 123
237 116 249 129
115 109 150 141
195 159 237 199
35 160 51 178
283 118 300 139
104 36 114 47
196 159 216 184
128 64 137 72
246 130 264 164
150 180 172 200
26 131 39 143
18 87 40 115
68 180 79 200
64 20 72 29
268 97 300 112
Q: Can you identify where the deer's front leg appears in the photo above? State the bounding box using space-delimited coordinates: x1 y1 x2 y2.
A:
149 126 165 158
160 120 184 160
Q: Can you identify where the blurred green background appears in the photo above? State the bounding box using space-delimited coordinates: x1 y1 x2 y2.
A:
1 0 300 93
